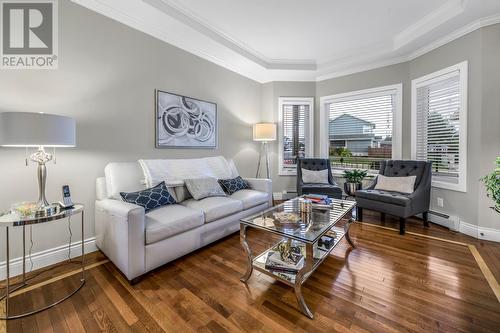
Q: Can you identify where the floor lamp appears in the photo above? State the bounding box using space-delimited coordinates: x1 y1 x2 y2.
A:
253 123 276 179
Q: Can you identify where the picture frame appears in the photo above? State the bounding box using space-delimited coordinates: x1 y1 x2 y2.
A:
155 89 218 149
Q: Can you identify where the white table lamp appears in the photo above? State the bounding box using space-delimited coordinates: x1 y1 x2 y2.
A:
253 123 276 178
0 112 76 215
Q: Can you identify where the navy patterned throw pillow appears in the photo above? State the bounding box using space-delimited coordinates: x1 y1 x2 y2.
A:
120 182 176 212
218 176 251 195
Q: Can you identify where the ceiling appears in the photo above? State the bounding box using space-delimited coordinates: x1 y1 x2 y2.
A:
73 0 500 82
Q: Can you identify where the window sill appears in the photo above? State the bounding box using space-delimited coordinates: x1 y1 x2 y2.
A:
279 170 296 176
431 180 466 193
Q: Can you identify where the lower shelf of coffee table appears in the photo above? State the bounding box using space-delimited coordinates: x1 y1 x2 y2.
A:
252 226 345 285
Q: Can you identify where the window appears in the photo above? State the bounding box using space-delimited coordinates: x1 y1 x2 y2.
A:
278 97 314 175
411 61 468 192
319 84 402 174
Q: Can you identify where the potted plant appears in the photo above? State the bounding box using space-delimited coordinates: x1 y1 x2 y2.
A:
481 157 500 213
343 169 367 196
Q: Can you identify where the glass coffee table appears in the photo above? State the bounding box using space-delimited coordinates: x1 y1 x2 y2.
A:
239 197 356 319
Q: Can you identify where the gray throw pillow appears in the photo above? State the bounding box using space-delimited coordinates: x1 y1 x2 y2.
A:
374 175 416 194
184 177 227 200
301 168 330 184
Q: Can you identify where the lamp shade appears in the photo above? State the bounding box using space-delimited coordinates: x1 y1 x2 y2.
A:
0 112 76 147
253 123 276 142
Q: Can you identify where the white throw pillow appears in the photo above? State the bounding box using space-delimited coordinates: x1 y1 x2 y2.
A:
374 175 416 194
301 168 330 184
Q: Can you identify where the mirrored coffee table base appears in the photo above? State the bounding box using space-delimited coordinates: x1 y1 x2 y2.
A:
240 198 356 319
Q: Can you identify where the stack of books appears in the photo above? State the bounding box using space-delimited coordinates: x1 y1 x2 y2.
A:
303 194 332 205
265 250 304 273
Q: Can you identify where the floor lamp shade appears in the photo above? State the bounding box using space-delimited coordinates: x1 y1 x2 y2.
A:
253 123 276 142
0 112 76 147
253 123 276 179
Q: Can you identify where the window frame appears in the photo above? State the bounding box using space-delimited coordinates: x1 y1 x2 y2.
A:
319 84 403 175
411 61 468 192
278 97 314 176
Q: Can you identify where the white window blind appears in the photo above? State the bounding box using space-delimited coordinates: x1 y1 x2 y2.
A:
412 61 467 192
278 98 313 175
327 92 396 172
416 74 460 182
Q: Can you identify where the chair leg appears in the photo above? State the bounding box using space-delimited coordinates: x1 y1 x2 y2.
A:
357 207 363 221
399 218 406 235
380 212 386 222
423 211 430 227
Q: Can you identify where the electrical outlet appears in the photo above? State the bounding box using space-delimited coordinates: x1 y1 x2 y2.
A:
437 197 444 207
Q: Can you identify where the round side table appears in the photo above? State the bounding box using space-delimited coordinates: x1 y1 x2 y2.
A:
0 204 85 319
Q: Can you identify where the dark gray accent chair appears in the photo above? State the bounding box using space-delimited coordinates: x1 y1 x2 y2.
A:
297 158 342 199
355 160 432 235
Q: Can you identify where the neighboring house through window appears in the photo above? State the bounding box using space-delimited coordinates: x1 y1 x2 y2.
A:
411 61 468 192
278 97 314 175
319 84 402 174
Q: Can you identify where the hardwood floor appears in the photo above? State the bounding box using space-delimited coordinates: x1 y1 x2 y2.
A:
2 210 500 332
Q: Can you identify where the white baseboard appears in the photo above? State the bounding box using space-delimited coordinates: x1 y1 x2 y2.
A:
459 221 500 242
0 237 97 280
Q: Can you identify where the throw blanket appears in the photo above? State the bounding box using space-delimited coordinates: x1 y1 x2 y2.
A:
139 156 236 187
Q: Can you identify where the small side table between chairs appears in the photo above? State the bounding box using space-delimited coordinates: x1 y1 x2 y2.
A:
0 204 85 319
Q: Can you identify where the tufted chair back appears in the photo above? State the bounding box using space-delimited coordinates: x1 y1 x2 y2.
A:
379 160 431 189
297 158 334 185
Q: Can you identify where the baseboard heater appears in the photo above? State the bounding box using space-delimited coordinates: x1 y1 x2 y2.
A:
427 210 460 231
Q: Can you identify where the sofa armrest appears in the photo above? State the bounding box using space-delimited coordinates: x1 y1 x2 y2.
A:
245 178 273 206
95 199 146 281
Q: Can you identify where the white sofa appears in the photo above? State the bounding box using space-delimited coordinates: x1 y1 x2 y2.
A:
94 156 272 282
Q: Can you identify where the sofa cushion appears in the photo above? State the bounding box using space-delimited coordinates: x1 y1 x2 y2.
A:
145 204 204 244
105 162 145 199
356 189 411 207
181 197 243 223
230 189 268 210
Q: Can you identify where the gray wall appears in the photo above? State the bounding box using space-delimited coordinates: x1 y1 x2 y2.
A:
478 24 500 230
1 1 498 264
0 1 262 260
260 81 316 193
313 26 498 229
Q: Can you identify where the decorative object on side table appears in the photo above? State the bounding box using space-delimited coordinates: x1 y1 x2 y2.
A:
155 89 217 148
343 169 367 196
253 122 277 178
481 156 500 213
0 112 76 217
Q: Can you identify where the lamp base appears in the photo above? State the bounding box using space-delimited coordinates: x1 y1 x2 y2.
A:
35 204 60 218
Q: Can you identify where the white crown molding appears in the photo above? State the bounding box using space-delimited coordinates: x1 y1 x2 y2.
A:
317 12 500 82
71 0 500 83
406 12 500 61
393 0 465 50
144 0 317 70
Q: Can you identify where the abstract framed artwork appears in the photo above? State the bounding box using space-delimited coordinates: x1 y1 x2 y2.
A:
155 90 217 148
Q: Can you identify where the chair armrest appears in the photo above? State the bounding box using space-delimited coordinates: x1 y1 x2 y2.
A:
96 199 144 219
244 178 273 206
94 199 146 281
